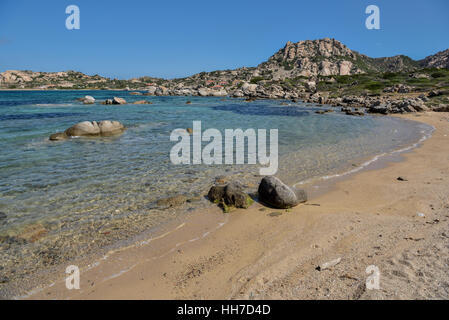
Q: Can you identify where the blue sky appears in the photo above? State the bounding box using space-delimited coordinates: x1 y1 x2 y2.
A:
0 0 448 79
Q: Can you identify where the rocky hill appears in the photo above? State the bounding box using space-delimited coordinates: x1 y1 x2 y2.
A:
0 38 447 91
0 70 110 89
420 48 449 69
255 38 419 79
0 70 164 90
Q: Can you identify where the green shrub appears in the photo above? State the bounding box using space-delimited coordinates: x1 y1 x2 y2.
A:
364 81 384 91
431 71 446 78
382 72 398 79
250 76 264 84
335 75 352 84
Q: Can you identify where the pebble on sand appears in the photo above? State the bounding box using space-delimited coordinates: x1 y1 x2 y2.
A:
316 257 342 271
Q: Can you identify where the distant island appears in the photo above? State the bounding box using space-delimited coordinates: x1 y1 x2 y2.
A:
1 38 448 114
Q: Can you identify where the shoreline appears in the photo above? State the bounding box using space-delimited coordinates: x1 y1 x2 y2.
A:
2 88 447 115
0 96 428 298
293 116 434 193
14 111 448 300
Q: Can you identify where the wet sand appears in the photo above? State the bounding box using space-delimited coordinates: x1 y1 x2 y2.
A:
26 112 449 300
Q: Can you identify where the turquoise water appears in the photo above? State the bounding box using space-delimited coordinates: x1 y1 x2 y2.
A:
0 90 432 285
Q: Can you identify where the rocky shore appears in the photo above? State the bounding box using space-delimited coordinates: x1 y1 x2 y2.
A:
2 38 448 116
69 77 448 116
74 80 448 116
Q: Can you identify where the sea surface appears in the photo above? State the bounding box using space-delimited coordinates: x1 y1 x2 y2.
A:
0 90 433 287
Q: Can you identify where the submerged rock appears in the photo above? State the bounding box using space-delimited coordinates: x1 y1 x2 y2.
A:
315 109 333 114
133 100 152 105
345 109 365 116
258 176 307 209
18 223 48 243
49 132 68 141
157 195 188 208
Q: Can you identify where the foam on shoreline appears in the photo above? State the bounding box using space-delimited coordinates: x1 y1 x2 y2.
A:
293 122 435 189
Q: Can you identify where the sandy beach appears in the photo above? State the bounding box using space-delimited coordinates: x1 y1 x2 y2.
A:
24 112 449 300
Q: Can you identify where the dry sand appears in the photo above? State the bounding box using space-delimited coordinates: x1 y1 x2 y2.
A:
27 112 449 300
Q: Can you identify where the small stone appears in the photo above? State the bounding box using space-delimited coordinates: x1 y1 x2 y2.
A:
18 223 48 242
268 212 283 217
316 257 342 271
0 276 9 284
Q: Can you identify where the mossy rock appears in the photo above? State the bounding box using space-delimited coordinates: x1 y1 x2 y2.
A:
208 182 254 212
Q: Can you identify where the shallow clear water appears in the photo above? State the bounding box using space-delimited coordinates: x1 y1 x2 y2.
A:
0 90 432 282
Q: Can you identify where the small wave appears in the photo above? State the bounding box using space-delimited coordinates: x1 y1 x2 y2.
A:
293 124 435 188
128 121 168 131
34 103 75 107
0 112 83 121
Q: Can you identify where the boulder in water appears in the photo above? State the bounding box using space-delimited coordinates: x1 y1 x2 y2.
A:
50 120 125 140
65 121 101 136
112 97 127 105
77 95 95 104
97 120 126 136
